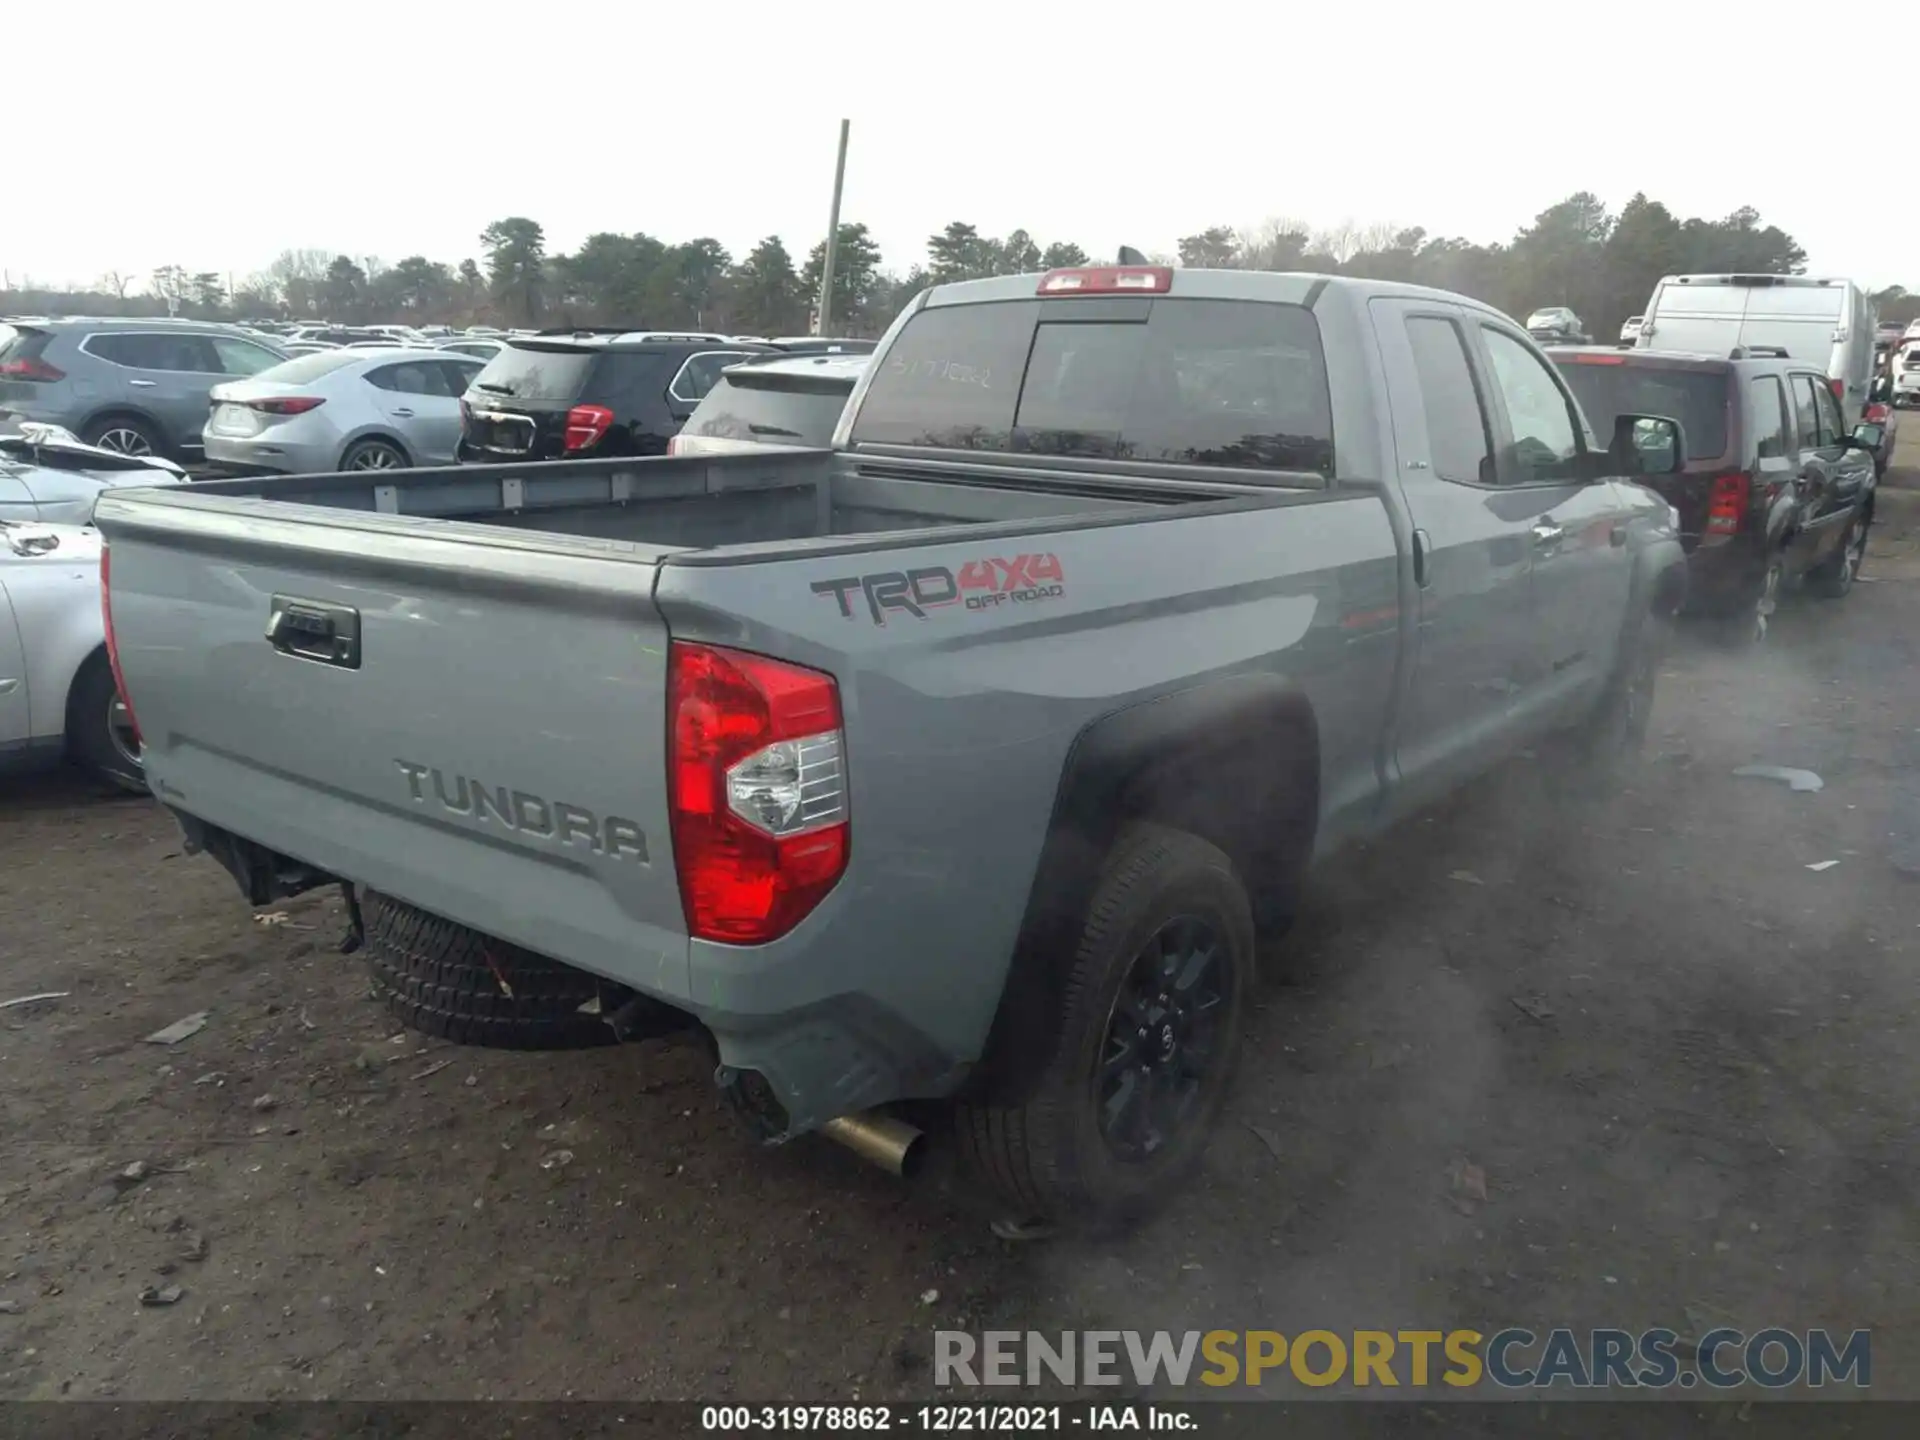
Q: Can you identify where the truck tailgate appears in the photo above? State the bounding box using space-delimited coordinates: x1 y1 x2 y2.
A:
97 493 691 1001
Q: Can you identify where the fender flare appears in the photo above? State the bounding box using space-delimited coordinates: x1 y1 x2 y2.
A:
963 673 1321 1104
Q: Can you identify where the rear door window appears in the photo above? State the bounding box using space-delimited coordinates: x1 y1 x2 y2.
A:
669 351 760 404
211 335 283 376
367 361 459 397
86 332 210 371
852 298 1334 476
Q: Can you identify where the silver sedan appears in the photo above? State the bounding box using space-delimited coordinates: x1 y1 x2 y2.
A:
203 348 486 474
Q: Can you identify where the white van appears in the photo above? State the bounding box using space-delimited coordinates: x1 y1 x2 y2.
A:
1636 274 1877 426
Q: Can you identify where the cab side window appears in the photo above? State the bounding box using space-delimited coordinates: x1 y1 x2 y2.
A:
1789 375 1823 450
1749 376 1790 460
1480 327 1583 484
1404 316 1495 485
1811 379 1845 446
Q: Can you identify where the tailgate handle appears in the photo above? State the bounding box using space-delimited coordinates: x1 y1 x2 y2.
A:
267 596 362 669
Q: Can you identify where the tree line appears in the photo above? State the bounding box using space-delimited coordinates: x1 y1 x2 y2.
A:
7 192 1904 341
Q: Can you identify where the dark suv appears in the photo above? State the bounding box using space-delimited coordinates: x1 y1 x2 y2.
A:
1553 347 1879 641
456 334 781 463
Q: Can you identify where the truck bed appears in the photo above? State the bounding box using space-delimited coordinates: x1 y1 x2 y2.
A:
169 449 1296 562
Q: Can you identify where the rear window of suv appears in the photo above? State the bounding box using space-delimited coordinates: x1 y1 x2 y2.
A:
851 298 1335 477
469 344 597 402
685 369 857 446
1552 357 1731 461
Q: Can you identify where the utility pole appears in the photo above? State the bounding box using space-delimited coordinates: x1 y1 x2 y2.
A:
816 119 850 336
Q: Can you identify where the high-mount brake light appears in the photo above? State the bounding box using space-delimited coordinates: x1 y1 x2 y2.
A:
668 642 848 944
1567 354 1627 365
1037 266 1174 296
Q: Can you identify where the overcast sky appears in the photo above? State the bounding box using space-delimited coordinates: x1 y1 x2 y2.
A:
7 1 1909 293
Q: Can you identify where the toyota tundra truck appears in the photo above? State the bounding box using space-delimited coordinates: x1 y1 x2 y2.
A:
94 268 1687 1227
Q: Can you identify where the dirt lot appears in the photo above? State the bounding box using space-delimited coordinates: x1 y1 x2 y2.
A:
4 465 1920 1405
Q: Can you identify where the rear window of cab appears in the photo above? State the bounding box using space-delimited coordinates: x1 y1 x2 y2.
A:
850 298 1335 478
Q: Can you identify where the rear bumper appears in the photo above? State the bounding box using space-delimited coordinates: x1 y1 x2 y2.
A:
167 807 970 1134
202 431 332 476
1682 539 1768 613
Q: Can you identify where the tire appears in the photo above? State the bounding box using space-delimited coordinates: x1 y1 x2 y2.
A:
340 438 409 471
80 413 165 459
1713 554 1784 647
955 823 1254 1230
1808 508 1871 600
363 889 633 1050
1565 605 1666 783
65 652 147 794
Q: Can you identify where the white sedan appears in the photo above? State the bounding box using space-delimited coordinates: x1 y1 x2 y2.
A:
0 520 142 793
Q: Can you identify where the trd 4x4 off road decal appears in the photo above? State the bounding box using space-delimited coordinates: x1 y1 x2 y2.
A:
811 553 1066 625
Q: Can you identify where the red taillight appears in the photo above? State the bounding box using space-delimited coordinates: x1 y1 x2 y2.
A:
0 357 65 382
244 396 325 415
1706 472 1750 539
1865 402 1891 424
1829 377 1845 401
99 545 142 746
563 403 614 452
666 435 683 456
668 642 848 944
1037 266 1174 296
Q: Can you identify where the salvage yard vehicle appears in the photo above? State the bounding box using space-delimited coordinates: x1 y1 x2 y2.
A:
1553 346 1878 643
203 349 487 474
1636 274 1877 428
1 420 187 523
96 267 1688 1227
669 353 867 457
0 318 287 460
1 520 142 792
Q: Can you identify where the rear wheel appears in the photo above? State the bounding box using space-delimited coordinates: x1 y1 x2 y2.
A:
341 438 408 471
1808 509 1870 599
364 890 654 1050
955 824 1254 1231
81 413 164 459
65 652 146 794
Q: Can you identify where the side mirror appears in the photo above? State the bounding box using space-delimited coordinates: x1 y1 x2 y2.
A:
1610 413 1684 477
1848 423 1885 450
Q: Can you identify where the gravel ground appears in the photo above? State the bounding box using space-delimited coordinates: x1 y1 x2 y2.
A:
3 466 1919 1406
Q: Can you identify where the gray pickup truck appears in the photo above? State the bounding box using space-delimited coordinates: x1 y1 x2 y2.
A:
95 267 1688 1227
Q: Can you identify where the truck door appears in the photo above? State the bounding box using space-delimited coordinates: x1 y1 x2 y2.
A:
1470 322 1638 714
1369 298 1541 804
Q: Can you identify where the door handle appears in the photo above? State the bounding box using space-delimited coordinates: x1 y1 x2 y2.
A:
1530 522 1566 548
391 407 415 418
129 379 157 388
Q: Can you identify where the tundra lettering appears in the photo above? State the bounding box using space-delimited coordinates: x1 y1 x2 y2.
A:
394 760 648 861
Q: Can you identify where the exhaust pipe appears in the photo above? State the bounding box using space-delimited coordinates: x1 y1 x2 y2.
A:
821 1110 925 1177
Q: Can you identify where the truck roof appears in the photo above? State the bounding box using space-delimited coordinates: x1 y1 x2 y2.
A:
919 267 1518 323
